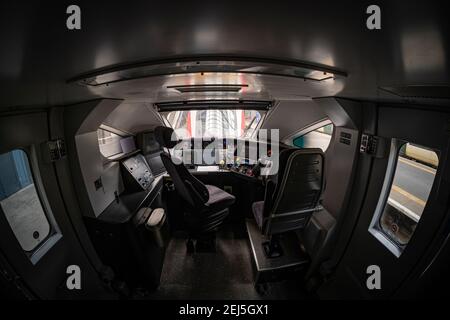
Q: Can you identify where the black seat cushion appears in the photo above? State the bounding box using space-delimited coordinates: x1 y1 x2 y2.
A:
205 185 235 212
252 201 264 229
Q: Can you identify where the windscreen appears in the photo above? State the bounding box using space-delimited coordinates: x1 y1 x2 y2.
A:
163 109 264 139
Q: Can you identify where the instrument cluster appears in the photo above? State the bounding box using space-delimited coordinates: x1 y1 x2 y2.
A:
227 163 256 177
219 157 257 177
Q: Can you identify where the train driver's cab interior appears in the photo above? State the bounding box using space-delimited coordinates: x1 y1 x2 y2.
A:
0 1 449 301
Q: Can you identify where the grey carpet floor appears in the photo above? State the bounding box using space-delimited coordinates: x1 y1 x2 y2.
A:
148 223 308 300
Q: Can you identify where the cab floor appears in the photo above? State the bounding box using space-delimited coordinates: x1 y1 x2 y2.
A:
147 222 309 300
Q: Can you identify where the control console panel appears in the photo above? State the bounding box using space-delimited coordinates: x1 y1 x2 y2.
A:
122 154 154 190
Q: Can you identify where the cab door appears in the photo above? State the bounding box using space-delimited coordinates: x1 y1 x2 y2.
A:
0 110 109 299
320 106 450 299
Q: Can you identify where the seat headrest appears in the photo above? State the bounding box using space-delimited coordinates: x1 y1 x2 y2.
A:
154 126 179 149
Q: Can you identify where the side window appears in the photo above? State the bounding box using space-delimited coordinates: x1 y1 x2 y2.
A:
293 123 334 152
0 150 52 252
370 141 438 256
97 128 123 158
97 127 136 159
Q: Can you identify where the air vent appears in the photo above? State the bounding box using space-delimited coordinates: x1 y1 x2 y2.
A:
167 84 248 93
339 132 352 145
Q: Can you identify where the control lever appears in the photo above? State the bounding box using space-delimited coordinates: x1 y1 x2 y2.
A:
251 157 267 177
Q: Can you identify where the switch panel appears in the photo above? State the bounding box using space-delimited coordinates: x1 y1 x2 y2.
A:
121 154 154 190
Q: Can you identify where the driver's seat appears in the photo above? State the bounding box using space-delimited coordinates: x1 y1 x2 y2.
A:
154 126 235 252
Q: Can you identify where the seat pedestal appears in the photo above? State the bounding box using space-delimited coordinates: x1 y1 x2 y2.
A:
262 236 284 258
246 219 309 285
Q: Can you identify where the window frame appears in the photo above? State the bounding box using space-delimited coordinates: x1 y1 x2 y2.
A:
97 127 124 158
97 125 135 161
161 109 267 140
368 139 439 258
0 147 62 264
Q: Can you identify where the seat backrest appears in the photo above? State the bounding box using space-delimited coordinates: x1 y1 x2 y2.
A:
263 148 324 235
155 126 209 209
160 152 209 208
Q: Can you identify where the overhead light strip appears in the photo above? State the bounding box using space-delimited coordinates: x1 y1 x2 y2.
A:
67 56 347 87
167 84 248 93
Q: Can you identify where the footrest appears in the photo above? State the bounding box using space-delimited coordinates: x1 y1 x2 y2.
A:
246 219 309 285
